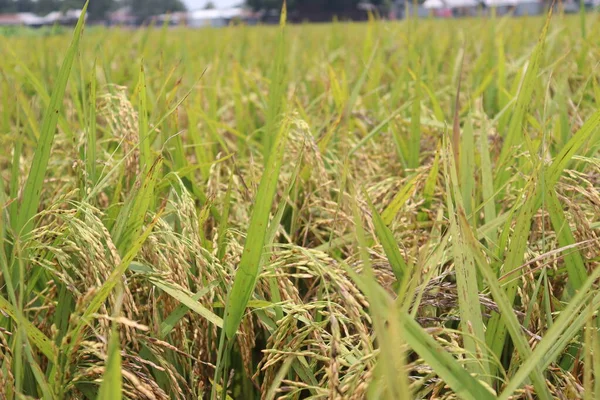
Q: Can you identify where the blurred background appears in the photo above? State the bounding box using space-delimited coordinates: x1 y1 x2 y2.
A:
0 0 597 28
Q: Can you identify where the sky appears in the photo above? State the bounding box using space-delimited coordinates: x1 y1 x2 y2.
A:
183 0 243 10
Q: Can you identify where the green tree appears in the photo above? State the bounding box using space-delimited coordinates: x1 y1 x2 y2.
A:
0 0 185 20
246 0 386 10
87 0 114 20
204 0 216 8
34 0 59 14
245 0 386 19
59 0 115 20
0 0 17 12
246 0 290 10
16 0 35 12
127 0 187 22
3 0 38 12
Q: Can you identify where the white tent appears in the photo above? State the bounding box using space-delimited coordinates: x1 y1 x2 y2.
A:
483 0 517 7
18 12 45 26
423 0 479 8
188 8 245 27
42 9 86 25
446 0 479 6
423 0 445 9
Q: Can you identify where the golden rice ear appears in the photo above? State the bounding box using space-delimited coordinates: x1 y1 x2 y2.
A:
98 86 141 190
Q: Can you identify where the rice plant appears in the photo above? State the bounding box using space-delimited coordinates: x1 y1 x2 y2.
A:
1 3 600 399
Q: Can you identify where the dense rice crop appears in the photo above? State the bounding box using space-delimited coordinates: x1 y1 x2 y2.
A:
1 5 600 399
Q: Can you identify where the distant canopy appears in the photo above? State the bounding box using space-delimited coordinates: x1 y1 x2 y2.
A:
246 0 388 22
423 0 542 8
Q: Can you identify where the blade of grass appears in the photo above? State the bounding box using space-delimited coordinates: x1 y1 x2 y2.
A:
400 313 495 400
216 174 233 262
97 287 124 400
364 190 407 286
212 114 291 396
111 158 162 255
222 116 290 338
262 152 304 322
262 0 287 156
458 213 552 400
419 143 440 221
451 51 464 173
487 106 600 361
594 325 600 397
584 307 593 400
0 296 56 362
346 43 378 120
158 282 218 338
15 1 89 237
97 325 122 400
380 173 421 225
265 357 294 400
9 134 22 226
544 187 587 293
444 139 490 383
349 105 408 156
408 60 422 169
499 264 600 399
460 118 475 218
149 278 223 329
0 224 57 394
479 120 497 246
87 58 97 186
351 194 406 400
485 173 540 362
138 62 151 175
496 8 552 188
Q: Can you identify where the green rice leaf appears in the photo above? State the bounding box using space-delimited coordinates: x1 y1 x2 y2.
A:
15 1 89 237
444 139 490 382
496 8 552 187
364 191 407 285
150 278 223 329
400 313 495 400
222 117 290 340
458 213 552 400
97 326 122 400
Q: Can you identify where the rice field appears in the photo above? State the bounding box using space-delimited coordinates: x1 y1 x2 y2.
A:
1 4 600 399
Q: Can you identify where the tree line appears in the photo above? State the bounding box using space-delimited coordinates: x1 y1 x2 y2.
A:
247 0 389 21
246 0 388 11
0 0 390 22
0 0 186 21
